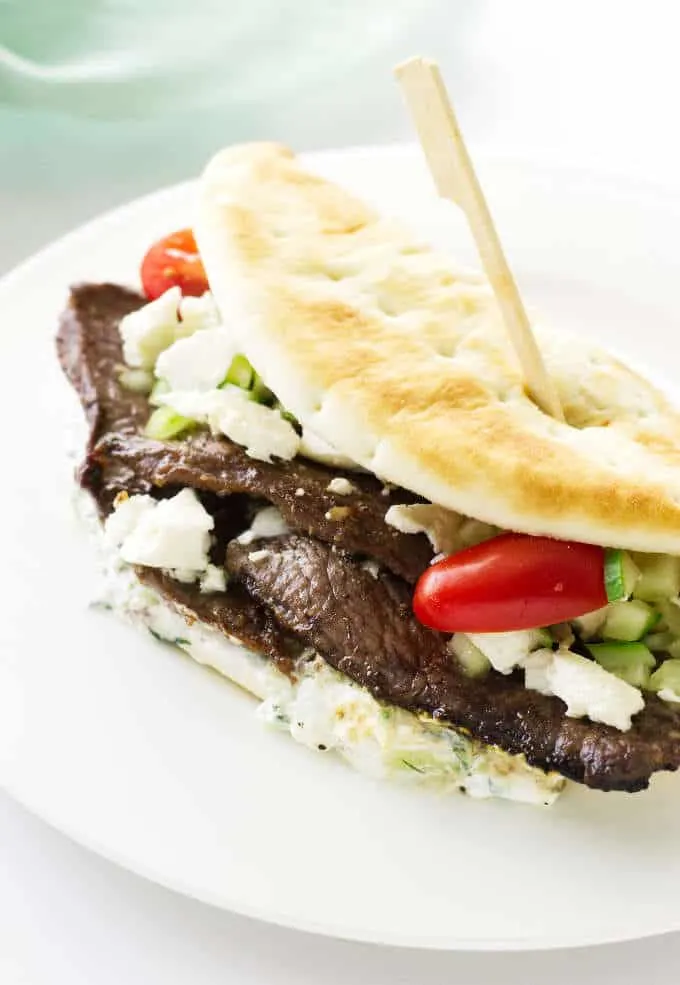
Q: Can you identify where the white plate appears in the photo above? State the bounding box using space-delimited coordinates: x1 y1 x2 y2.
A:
3 144 680 952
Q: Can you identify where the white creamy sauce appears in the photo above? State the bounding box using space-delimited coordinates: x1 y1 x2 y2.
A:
83 492 564 807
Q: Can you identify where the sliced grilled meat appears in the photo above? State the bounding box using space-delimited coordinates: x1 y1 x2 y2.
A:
58 283 432 580
226 535 680 792
136 567 303 677
56 281 680 793
88 432 432 582
56 283 149 445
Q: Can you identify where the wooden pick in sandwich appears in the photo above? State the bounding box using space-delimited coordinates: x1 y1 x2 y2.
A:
394 56 564 421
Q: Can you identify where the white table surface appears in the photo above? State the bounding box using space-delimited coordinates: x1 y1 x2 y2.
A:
5 3 680 981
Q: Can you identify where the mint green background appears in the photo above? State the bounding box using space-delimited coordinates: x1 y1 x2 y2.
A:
3 2 680 273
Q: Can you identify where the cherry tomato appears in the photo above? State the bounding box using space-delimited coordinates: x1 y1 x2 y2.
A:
140 228 208 300
413 533 607 633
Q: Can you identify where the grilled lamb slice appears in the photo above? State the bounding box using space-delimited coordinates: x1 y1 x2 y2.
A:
226 534 680 792
88 431 432 582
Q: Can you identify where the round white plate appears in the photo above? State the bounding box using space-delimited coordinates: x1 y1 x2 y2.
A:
3 144 680 951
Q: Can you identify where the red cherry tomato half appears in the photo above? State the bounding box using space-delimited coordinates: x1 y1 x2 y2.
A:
413 533 607 633
140 228 209 300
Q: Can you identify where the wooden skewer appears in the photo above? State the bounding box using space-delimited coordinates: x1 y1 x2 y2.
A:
394 56 564 421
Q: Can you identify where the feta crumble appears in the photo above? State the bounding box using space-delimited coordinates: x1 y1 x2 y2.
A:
327 477 356 495
158 386 300 463
119 287 181 369
546 650 644 731
200 564 227 594
155 328 235 392
385 503 496 555
105 488 214 581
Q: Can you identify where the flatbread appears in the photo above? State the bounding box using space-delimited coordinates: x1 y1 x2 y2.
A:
195 142 680 552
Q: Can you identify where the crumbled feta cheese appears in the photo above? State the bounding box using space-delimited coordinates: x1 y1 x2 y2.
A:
156 328 235 392
200 564 227 594
119 287 181 369
294 488 305 497
248 549 271 563
522 649 554 696
104 493 157 549
546 650 644 731
237 506 290 545
159 387 300 463
385 503 495 555
327 477 356 495
658 687 680 704
385 503 496 555
176 292 221 336
467 630 548 675
105 488 214 578
361 559 381 580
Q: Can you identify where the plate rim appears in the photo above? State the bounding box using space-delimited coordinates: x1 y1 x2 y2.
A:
4 141 680 952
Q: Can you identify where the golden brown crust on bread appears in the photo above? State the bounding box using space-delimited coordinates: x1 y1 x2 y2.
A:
195 143 680 551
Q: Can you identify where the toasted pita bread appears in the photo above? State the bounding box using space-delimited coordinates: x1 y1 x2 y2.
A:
195 142 680 552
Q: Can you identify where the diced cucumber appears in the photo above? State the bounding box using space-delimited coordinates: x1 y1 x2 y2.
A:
143 406 194 440
655 599 680 635
604 549 640 602
644 630 676 653
149 378 171 407
251 372 274 405
448 634 491 678
467 628 551 675
118 367 154 394
649 659 680 694
631 553 680 602
222 354 255 391
601 600 659 642
586 642 655 688
572 607 608 641
274 402 300 430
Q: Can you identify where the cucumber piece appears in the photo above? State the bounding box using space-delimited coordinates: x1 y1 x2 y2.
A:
118 367 153 394
644 630 676 653
143 406 193 440
655 599 680 635
448 634 491 679
222 354 255 391
586 641 655 687
631 553 680 602
251 372 275 405
274 402 300 431
604 549 640 602
649 659 680 695
601 600 659 642
149 377 171 407
572 607 608 641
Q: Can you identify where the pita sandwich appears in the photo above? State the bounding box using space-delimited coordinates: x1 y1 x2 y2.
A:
56 142 680 805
